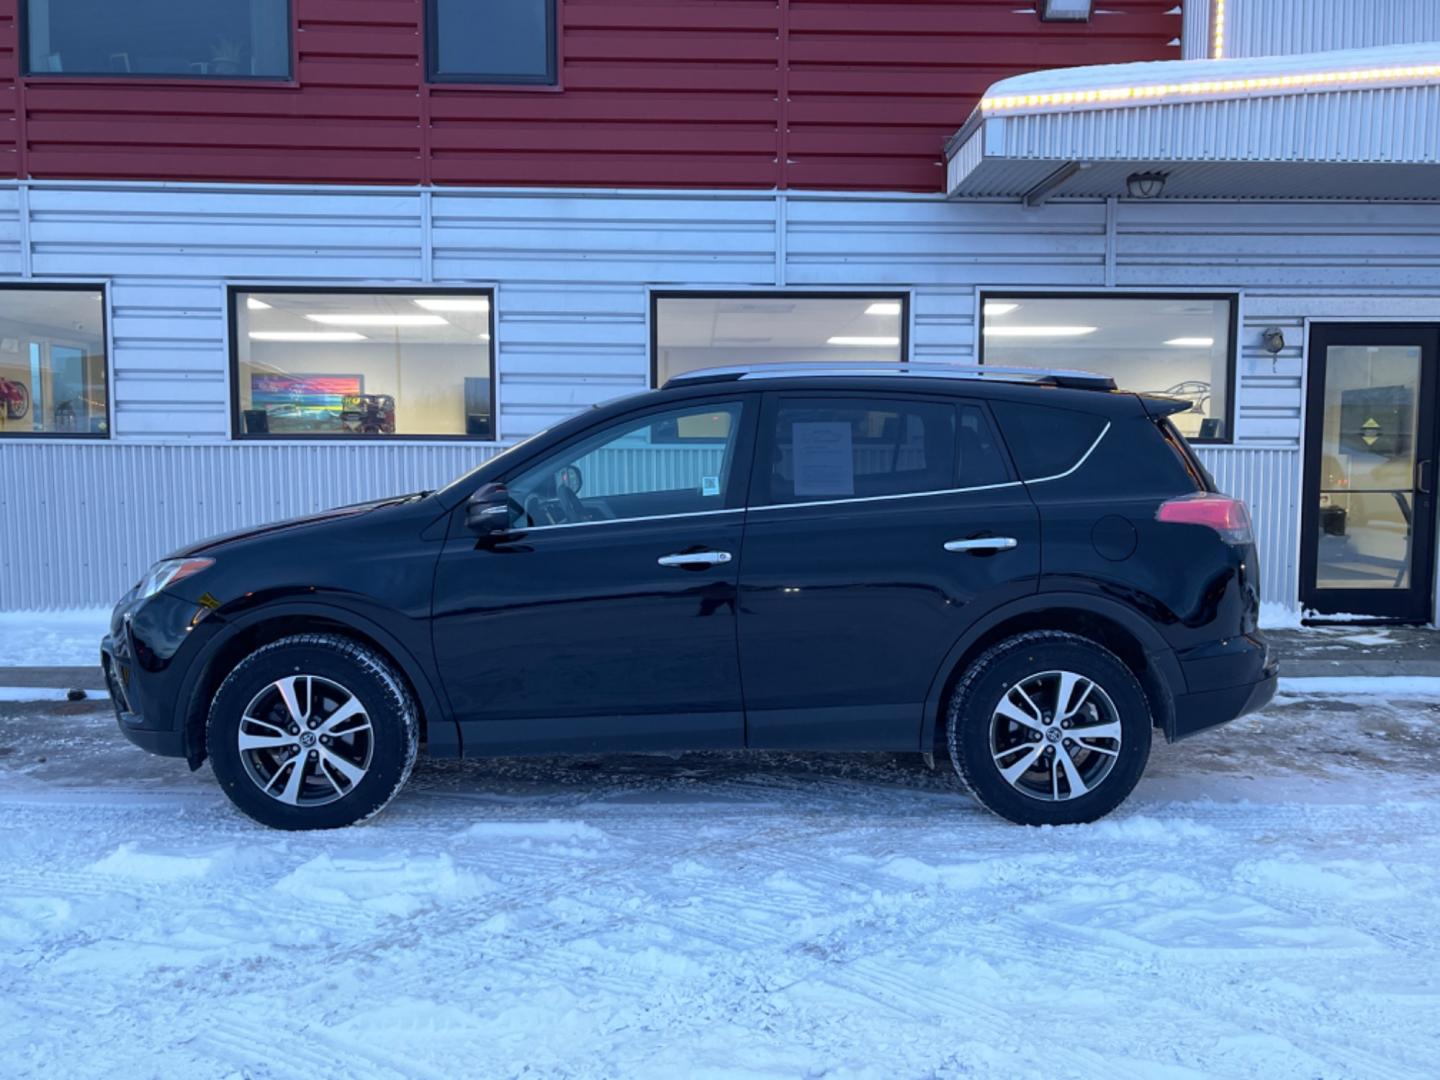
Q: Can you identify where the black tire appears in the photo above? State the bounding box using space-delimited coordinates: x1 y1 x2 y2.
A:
207 634 419 830
946 631 1151 826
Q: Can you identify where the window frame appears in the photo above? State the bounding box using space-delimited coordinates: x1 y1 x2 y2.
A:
978 289 1239 446
649 290 913 389
0 282 111 441
227 285 499 443
20 0 296 84
425 0 560 88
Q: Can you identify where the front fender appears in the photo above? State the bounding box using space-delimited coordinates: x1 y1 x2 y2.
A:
176 597 459 764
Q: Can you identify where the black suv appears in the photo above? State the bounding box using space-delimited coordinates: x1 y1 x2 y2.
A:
104 363 1276 829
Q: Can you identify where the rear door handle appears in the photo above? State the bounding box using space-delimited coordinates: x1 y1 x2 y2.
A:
658 550 733 568
944 537 1018 553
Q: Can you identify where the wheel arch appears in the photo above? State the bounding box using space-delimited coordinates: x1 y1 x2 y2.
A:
922 592 1181 753
177 602 457 768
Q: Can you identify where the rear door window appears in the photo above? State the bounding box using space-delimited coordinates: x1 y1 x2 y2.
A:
758 397 1013 505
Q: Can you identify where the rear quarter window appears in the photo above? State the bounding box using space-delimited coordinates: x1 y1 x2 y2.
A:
990 401 1107 481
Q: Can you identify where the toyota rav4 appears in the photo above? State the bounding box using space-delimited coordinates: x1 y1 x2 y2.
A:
104 363 1276 829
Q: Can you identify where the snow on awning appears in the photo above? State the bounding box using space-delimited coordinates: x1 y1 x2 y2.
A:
945 43 1440 201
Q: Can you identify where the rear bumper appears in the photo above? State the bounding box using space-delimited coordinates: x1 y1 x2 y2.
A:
1170 631 1278 740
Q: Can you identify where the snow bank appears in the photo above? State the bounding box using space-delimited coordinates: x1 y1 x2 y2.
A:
0 607 110 667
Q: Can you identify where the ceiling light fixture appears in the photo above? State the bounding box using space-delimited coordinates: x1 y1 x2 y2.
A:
1126 171 1168 199
827 336 901 347
414 297 491 313
864 302 902 316
1164 336 1215 347
983 325 1097 337
246 297 272 311
307 314 448 327
983 302 1019 316
249 331 367 342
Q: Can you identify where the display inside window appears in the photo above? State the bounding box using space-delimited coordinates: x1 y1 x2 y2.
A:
0 287 108 437
982 295 1234 441
428 0 556 84
654 295 907 386
234 291 494 439
25 0 290 79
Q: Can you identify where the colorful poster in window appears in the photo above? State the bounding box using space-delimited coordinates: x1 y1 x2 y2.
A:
251 373 362 430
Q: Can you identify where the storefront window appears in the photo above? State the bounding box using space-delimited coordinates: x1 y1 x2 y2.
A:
0 287 108 437
653 294 908 385
232 290 495 439
982 294 1235 442
24 0 290 79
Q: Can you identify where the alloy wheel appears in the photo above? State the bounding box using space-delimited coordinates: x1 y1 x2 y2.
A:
988 670 1123 802
237 675 373 807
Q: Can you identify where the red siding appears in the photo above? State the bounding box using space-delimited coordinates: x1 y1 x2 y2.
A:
0 0 1177 192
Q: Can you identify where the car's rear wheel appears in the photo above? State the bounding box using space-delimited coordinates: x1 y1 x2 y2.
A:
207 634 418 829
946 631 1151 826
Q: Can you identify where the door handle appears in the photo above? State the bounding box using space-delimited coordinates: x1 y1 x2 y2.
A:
944 537 1018 553
1416 459 1433 496
658 550 733 569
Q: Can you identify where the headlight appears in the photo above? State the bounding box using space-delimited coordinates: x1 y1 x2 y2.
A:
137 558 214 600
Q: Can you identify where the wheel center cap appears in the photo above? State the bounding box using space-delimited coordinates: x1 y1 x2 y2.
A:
1046 727 1062 743
300 731 317 747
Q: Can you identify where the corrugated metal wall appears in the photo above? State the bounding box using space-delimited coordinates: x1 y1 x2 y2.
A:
5 181 1440 609
1 441 499 609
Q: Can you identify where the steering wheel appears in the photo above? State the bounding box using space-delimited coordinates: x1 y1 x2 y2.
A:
523 493 552 527
557 483 586 523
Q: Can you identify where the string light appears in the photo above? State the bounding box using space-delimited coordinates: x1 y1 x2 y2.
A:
979 62 1440 114
1212 0 1226 59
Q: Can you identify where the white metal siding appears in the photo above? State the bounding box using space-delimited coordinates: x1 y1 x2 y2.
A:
1224 0 1440 60
3 181 1439 609
0 442 498 610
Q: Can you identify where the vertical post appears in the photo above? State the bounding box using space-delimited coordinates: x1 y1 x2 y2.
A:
1103 196 1117 288
774 192 787 287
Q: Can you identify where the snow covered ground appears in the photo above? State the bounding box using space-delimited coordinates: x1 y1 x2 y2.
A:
2 683 1439 1079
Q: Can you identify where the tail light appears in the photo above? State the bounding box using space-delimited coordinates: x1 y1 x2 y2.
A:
1156 493 1254 545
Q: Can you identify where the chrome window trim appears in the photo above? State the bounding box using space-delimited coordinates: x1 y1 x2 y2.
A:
1027 421 1110 484
504 422 1110 532
751 480 1025 513
512 507 743 535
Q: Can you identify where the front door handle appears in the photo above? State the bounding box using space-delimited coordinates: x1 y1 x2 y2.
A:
658 550 733 569
944 537 1018 553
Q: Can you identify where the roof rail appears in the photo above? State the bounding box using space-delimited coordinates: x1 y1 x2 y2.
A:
664 362 1116 392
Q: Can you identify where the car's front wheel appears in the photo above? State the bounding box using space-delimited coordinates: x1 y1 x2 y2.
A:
946 631 1151 826
207 634 419 829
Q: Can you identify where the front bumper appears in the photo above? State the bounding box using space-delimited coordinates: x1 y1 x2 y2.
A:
1170 631 1278 740
101 591 210 759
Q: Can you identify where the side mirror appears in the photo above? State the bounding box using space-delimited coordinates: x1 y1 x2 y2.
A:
466 482 513 536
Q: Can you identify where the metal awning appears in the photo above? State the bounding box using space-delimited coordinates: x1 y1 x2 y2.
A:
946 43 1440 201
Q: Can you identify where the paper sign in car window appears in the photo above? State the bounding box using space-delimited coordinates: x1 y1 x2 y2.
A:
792 421 855 496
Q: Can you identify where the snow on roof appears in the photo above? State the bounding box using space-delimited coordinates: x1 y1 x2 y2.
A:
978 40 1440 113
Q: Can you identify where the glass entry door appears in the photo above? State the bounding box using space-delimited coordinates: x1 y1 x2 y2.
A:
1301 325 1440 621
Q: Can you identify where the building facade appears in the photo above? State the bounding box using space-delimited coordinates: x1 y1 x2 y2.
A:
1 0 1439 620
